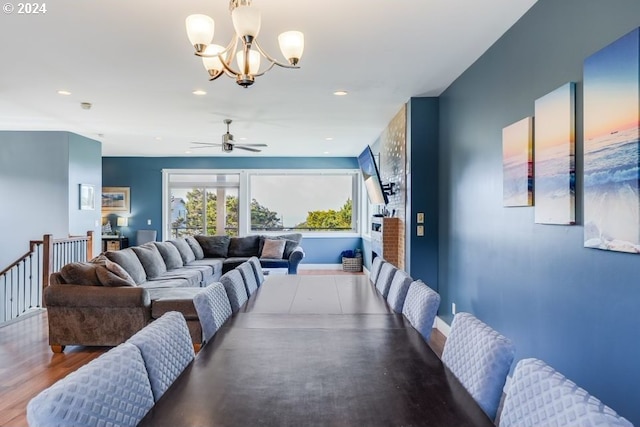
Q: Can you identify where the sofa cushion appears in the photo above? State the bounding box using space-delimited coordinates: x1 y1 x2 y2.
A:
59 262 100 286
195 235 230 258
228 235 261 257
105 248 148 285
260 239 286 259
132 244 167 279
169 238 196 264
259 234 302 258
153 242 184 270
91 255 136 287
185 236 204 260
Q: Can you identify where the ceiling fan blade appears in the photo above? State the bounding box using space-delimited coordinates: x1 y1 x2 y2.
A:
235 146 262 153
236 143 268 147
190 142 222 146
189 145 220 149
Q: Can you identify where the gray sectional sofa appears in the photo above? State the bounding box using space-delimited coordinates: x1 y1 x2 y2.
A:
45 234 304 352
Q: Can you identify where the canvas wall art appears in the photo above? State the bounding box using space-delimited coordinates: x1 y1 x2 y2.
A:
503 117 533 207
583 28 640 253
534 82 576 225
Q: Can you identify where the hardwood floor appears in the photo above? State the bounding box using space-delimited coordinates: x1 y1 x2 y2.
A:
0 270 445 427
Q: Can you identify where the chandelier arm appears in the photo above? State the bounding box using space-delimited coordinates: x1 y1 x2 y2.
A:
253 40 300 69
252 61 277 78
208 71 225 82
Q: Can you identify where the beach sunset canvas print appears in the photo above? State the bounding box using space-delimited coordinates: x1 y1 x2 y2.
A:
503 117 533 207
534 83 576 224
583 28 640 253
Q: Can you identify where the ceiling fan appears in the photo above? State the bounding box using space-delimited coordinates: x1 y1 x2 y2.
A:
190 119 268 153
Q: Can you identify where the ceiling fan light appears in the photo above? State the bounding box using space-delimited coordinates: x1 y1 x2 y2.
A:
237 49 261 75
231 5 261 40
201 44 227 75
186 14 215 51
278 31 304 65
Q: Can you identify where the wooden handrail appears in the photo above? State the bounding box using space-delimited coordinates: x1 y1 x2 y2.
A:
0 241 39 277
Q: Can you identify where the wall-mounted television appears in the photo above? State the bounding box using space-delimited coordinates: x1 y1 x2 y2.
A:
358 145 388 205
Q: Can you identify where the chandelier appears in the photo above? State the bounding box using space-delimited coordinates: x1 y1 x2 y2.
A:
185 0 305 88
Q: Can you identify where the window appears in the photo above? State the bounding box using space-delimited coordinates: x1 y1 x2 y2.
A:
163 169 359 238
166 173 240 237
248 172 358 233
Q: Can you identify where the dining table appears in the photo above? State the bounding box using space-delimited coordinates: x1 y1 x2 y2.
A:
138 274 494 427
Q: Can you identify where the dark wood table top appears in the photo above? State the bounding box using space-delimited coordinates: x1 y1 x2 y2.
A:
138 275 494 427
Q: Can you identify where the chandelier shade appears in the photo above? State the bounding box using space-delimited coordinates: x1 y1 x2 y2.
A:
186 0 304 88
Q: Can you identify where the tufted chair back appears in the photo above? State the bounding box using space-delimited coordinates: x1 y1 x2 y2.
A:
441 312 515 421
27 342 154 427
220 269 249 313
127 311 195 402
238 262 259 296
247 256 265 286
194 282 233 343
402 280 440 341
386 270 413 313
500 358 632 427
375 262 397 298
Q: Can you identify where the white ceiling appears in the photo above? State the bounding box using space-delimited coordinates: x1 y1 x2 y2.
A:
0 0 537 157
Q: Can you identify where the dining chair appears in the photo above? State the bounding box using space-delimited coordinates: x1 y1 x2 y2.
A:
238 262 259 296
220 269 249 313
193 282 232 343
247 256 265 286
402 280 440 341
441 312 515 421
499 358 632 427
375 262 397 298
136 229 157 245
386 269 413 313
27 342 154 427
127 311 195 402
369 256 384 283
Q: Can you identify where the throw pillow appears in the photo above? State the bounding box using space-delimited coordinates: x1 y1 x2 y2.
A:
91 255 136 287
132 243 168 279
260 239 286 259
195 235 230 258
228 235 261 257
185 236 204 260
104 248 148 285
59 262 100 286
259 235 301 259
169 238 196 264
153 242 184 270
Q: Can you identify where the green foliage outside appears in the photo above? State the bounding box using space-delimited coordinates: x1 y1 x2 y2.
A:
296 198 352 231
172 190 353 235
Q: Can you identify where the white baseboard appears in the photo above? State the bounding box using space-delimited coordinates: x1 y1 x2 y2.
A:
435 316 451 337
298 264 343 270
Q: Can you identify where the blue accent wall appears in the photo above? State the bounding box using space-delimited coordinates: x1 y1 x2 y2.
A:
102 157 359 263
437 0 640 423
407 98 439 291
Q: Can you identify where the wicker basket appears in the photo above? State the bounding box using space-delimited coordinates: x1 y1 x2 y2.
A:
342 256 363 272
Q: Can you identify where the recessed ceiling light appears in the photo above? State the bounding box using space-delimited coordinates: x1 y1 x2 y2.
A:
325 137 334 141
238 137 247 141
57 90 71 96
333 90 348 96
155 137 162 141
185 150 192 154
192 90 207 96
323 151 330 154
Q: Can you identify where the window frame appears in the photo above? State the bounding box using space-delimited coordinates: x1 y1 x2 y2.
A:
162 168 362 239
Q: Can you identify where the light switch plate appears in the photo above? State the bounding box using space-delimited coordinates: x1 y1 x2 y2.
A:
417 225 424 236
417 212 424 223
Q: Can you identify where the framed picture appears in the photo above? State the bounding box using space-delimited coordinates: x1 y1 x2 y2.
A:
102 187 130 213
79 184 95 210
503 117 533 207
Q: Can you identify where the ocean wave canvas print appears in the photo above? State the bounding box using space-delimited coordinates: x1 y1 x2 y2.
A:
583 28 640 254
534 83 576 225
503 117 533 207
